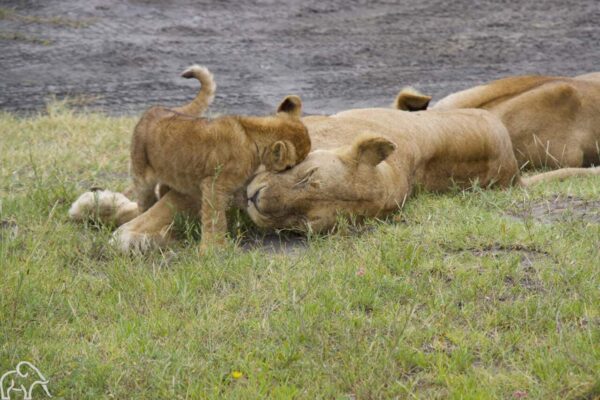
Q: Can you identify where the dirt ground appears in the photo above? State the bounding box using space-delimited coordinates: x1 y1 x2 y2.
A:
511 195 600 224
1 0 599 116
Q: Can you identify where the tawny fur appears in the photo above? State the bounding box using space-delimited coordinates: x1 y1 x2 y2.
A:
246 108 519 231
393 87 432 111
172 65 216 117
69 190 139 226
247 107 600 231
394 73 600 169
129 66 310 250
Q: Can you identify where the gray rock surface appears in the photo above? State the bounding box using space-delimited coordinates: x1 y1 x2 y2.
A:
1 0 599 116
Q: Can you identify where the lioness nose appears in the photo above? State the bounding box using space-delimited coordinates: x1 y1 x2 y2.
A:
248 187 263 206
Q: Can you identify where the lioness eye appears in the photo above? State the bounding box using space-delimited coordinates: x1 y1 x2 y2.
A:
294 173 311 187
278 165 293 173
292 166 318 186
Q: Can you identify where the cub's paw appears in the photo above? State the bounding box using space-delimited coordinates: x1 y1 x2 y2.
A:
110 223 152 254
109 222 170 254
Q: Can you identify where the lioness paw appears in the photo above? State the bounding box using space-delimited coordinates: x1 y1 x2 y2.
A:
69 190 138 226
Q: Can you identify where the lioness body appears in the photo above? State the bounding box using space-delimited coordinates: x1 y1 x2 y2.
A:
398 73 600 169
246 108 519 230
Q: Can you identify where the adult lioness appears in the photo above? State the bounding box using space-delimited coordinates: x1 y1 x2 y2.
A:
246 109 599 232
394 73 600 169
71 108 599 243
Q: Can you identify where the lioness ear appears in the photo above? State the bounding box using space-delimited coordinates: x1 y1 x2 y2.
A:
277 95 303 117
394 87 432 111
350 134 396 166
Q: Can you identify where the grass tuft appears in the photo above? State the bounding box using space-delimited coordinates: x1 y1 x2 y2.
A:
0 31 52 45
0 7 91 28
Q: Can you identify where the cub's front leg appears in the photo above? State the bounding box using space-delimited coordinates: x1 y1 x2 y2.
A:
199 177 231 252
111 190 198 253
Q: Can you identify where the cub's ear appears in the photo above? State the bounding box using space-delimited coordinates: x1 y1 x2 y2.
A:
267 140 291 171
348 134 396 166
394 87 432 111
272 141 286 161
277 95 303 117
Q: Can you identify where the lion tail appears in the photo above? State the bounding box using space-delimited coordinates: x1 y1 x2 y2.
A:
173 65 216 117
519 166 600 187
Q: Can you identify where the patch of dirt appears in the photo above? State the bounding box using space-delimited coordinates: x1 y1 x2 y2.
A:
1 0 599 116
510 195 600 224
446 243 552 268
446 244 552 294
469 244 551 269
0 219 19 240
502 272 544 294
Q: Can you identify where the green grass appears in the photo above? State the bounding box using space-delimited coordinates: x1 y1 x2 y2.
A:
1 104 599 399
0 31 52 45
0 7 91 29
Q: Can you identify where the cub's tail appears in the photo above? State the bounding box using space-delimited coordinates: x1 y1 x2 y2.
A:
173 65 216 117
520 166 600 187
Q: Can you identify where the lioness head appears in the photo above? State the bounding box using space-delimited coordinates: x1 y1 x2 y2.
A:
247 134 397 232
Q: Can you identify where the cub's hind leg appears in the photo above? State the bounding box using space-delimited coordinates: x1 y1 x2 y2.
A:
132 172 159 212
129 122 159 212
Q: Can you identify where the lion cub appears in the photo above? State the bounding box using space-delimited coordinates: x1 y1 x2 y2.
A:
129 65 310 251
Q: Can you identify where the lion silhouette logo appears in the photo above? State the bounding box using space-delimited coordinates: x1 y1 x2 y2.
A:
0 362 51 400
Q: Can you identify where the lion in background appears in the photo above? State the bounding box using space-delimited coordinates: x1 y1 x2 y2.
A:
394 72 600 169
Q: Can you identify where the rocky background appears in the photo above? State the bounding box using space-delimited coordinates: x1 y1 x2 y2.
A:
1 0 599 116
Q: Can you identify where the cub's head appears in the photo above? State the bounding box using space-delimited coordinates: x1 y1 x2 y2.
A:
247 134 397 232
250 95 311 172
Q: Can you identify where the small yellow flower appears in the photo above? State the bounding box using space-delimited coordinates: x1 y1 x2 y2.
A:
232 370 243 379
